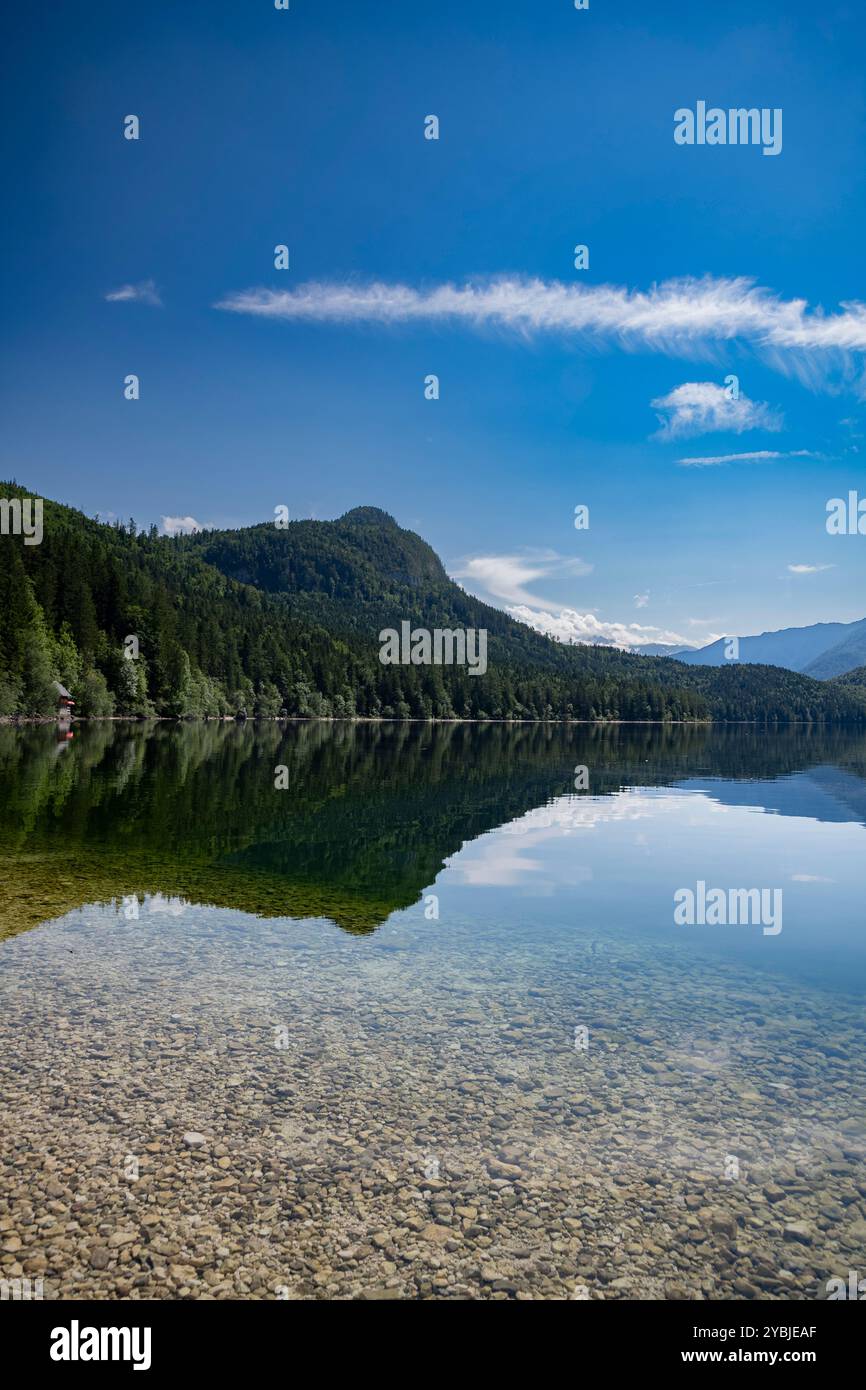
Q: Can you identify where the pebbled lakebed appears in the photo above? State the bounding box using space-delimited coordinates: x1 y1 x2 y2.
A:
0 722 864 1299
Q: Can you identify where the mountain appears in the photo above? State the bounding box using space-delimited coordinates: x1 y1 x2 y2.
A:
802 621 866 679
2 481 865 724
668 619 866 674
831 665 866 689
632 642 692 658
180 506 609 668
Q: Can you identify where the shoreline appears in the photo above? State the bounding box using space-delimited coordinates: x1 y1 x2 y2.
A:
2 714 865 728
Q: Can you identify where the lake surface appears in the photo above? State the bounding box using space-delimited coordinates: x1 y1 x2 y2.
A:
0 721 864 1300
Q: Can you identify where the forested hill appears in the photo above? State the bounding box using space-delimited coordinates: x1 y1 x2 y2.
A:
831 666 866 691
182 504 580 666
2 482 865 724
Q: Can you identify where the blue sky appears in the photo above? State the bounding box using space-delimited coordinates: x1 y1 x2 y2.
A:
2 0 865 649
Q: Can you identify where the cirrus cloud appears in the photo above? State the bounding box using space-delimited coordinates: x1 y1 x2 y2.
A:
214 274 866 392
677 449 820 466
105 279 162 307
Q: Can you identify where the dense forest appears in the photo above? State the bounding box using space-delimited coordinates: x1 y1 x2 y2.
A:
2 483 866 724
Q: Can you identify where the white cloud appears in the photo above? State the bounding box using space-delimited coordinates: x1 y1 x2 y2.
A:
453 550 592 608
497 788 697 839
145 894 189 916
677 449 818 467
507 605 691 651
161 515 204 536
105 279 162 307
450 838 546 887
787 563 834 574
652 381 781 440
454 555 695 651
214 274 866 390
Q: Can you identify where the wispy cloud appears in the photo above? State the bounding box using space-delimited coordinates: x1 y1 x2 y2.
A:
453 550 592 609
677 449 819 466
787 562 835 575
105 279 162 307
652 381 781 440
214 274 866 390
161 515 204 536
454 554 698 651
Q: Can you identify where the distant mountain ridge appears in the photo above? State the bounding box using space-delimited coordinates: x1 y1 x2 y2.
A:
804 621 866 678
641 618 866 678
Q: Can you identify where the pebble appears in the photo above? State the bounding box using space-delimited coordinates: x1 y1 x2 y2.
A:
0 897 862 1301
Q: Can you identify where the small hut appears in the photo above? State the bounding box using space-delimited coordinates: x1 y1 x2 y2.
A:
54 681 75 720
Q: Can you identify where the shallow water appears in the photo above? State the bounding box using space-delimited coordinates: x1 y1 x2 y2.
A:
0 722 864 1299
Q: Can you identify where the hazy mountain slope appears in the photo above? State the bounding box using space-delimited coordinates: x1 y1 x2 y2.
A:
672 621 861 672
802 620 866 679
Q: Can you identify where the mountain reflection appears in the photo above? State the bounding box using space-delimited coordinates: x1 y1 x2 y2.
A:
1 720 865 939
